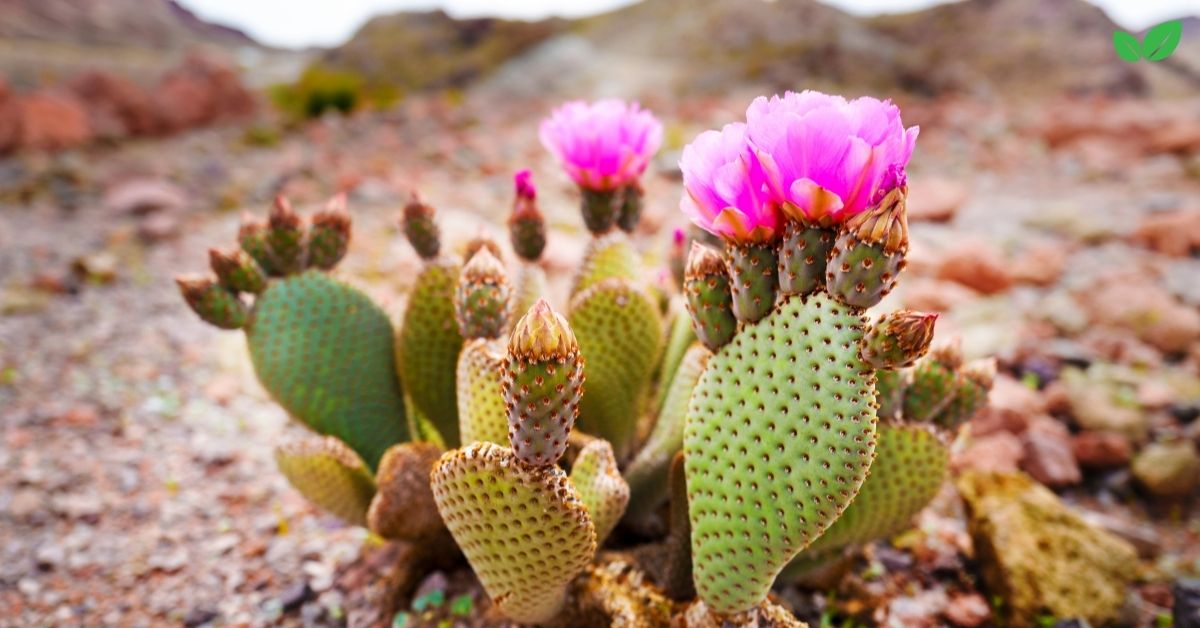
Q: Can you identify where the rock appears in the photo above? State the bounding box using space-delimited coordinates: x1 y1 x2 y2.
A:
936 242 1013 295
138 212 182 243
956 471 1138 626
908 177 968 222
943 592 991 627
989 375 1047 417
1174 578 1200 628
69 70 160 139
103 179 187 215
1020 418 1081 487
9 90 92 152
1078 511 1162 559
1078 278 1200 354
1009 243 1068 287
153 54 255 132
953 432 1023 475
8 488 45 518
1131 210 1200 258
182 606 219 627
1071 431 1131 469
969 407 1029 438
1131 440 1200 498
279 581 312 612
1060 369 1147 444
70 252 119 284
885 588 948 627
901 278 980 312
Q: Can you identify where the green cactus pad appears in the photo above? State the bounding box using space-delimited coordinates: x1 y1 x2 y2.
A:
656 305 699 410
778 223 835 297
275 436 377 526
569 278 663 460
571 231 641 298
685 292 878 614
247 271 409 470
793 423 947 564
937 372 989 430
626 343 710 523
456 338 509 447
875 369 904 420
430 442 597 624
509 263 549 331
903 358 957 424
396 258 464 446
367 441 446 542
570 439 630 543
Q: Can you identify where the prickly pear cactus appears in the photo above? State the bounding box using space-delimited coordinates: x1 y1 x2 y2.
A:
456 338 509 446
570 439 630 544
179 196 409 471
571 231 642 298
275 436 377 526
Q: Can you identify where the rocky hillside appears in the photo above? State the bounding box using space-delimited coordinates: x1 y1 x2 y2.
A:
0 0 254 49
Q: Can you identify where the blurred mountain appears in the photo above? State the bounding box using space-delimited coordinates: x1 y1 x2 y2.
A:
0 0 255 49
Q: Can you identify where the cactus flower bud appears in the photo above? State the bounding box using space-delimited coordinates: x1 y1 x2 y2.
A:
616 181 645 233
860 310 937 369
668 228 687 289
209 247 266 294
402 192 441 260
684 242 737 351
238 214 278 276
267 195 306 275
509 170 547 262
581 188 620 234
455 248 510 339
177 274 248 329
826 186 909 309
503 299 585 467
462 232 503 265
308 194 351 270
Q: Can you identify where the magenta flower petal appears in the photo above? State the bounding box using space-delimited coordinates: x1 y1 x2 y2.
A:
679 123 781 243
540 99 663 191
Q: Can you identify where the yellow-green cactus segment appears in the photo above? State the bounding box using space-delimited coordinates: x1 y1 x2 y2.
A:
430 442 597 624
568 278 663 460
655 306 699 412
796 423 947 561
509 263 549 332
570 439 630 544
685 292 878 614
275 436 377 527
625 343 711 523
396 258 464 446
247 271 409 471
456 338 509 446
570 231 641 298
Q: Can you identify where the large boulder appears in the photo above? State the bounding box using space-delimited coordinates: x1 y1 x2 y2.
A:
69 70 161 139
957 471 1137 626
153 54 254 132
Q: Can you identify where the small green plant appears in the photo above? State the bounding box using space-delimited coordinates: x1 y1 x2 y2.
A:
1113 19 1184 62
270 66 366 120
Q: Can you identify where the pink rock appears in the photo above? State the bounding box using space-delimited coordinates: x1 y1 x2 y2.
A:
1079 277 1200 354
1009 243 1068 287
989 374 1047 417
953 432 1023 475
1021 417 1082 487
901 278 980 312
936 241 1013 295
970 407 1030 438
10 90 92 151
908 177 969 223
1072 431 1131 469
943 592 991 627
1131 210 1200 258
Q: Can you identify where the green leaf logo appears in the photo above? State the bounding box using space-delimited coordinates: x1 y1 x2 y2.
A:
1114 19 1184 63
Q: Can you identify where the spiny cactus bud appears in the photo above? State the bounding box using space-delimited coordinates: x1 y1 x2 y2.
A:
209 247 265 294
580 188 619 234
509 170 546 261
455 248 510 339
462 231 503 264
238 214 278 276
778 221 836 297
176 275 248 329
267 195 306 274
936 357 996 430
684 242 736 351
569 439 629 544
826 186 909 309
503 299 585 466
725 241 779 323
930 338 964 370
903 341 963 424
860 310 937 369
402 192 441 260
616 181 644 233
668 228 687 289
308 194 351 270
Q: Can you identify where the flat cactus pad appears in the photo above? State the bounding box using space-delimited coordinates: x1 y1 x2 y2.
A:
396 258 464 446
570 439 630 543
571 231 641 298
275 437 377 526
685 291 878 613
248 271 409 471
456 338 509 447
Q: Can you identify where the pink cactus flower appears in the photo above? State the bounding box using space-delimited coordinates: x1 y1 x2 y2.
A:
746 91 919 224
514 169 537 199
539 99 663 191
679 122 782 243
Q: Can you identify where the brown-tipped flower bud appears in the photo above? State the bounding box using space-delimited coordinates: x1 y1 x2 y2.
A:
455 248 511 339
462 231 503 265
845 186 909 255
860 310 938 369
308 194 351 270
826 186 909 309
267 195 307 274
402 192 441 260
177 274 248 329
684 242 737 351
509 170 547 262
616 181 645 233
503 299 585 467
667 228 687 289
238 214 278 276
209 247 266 294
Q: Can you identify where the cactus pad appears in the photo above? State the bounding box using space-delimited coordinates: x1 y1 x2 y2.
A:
456 338 510 446
248 271 409 470
778 223 834 297
430 442 597 624
509 263 549 332
367 442 446 542
570 439 630 543
396 258 464 446
569 278 663 459
685 291 878 613
902 357 957 424
275 437 376 526
571 231 641 298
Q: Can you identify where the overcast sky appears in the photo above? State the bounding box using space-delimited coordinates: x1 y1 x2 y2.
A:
177 0 1199 49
